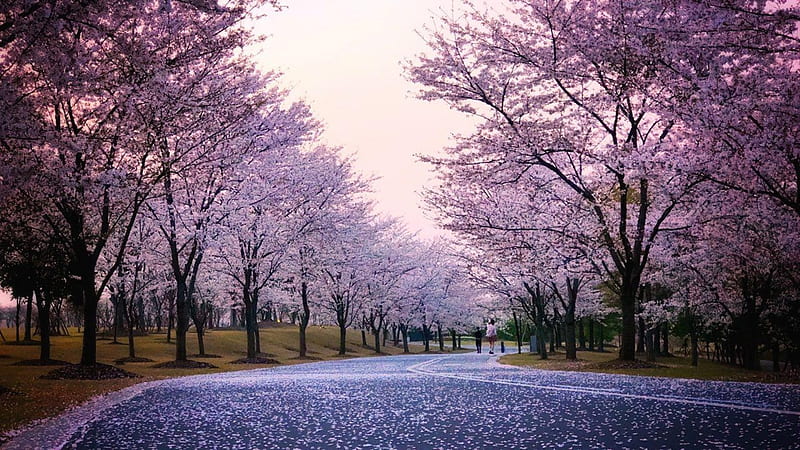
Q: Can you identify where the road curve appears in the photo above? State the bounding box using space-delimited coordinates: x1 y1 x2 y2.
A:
5 352 800 449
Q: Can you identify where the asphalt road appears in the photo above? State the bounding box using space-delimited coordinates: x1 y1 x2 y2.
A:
6 352 800 449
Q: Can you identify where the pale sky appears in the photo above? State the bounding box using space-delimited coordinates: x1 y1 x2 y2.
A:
255 0 474 237
0 1 474 307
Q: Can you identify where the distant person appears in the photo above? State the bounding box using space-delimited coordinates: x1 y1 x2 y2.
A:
473 328 483 353
486 319 498 355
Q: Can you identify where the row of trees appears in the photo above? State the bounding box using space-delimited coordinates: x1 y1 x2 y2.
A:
0 0 485 370
4 0 796 374
407 0 800 368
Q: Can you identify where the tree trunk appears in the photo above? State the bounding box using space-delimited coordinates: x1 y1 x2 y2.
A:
564 311 576 361
255 315 261 354
422 323 430 352
523 282 548 360
166 301 173 343
740 294 760 370
400 324 409 353
538 326 547 360
155 298 163 333
78 266 100 366
244 300 256 359
598 322 605 352
637 316 646 353
371 311 384 354
451 329 457 351
298 321 307 358
772 341 780 373
512 310 522 354
588 319 595 351
241 267 256 359
620 286 637 360
24 293 33 341
15 297 21 342
577 317 586 350
299 281 309 358
36 292 51 361
197 328 205 356
561 278 579 361
251 303 260 358
138 296 147 333
437 323 444 352
112 294 119 345
128 320 136 359
338 325 347 355
127 303 136 359
175 280 189 361
113 292 125 345
661 323 670 356
556 322 563 349
646 327 657 362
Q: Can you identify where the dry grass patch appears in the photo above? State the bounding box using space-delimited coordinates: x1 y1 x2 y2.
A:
151 360 218 369
289 355 323 361
229 356 281 365
114 356 155 364
40 363 141 380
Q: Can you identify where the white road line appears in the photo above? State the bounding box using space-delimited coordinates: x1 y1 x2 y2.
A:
407 357 800 417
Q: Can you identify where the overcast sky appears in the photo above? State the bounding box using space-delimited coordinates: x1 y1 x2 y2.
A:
255 0 474 236
0 1 475 307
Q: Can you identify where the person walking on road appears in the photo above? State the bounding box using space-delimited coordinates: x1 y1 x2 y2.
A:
486 319 498 355
473 328 483 353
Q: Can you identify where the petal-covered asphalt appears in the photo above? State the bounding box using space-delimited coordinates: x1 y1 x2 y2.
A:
11 352 800 449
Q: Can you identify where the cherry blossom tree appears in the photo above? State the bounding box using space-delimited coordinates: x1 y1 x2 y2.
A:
360 221 420 354
214 144 372 360
316 219 374 355
258 151 374 356
656 191 800 369
406 0 798 360
145 62 315 362
637 1 800 219
281 149 376 358
0 203 71 362
388 261 431 353
400 242 467 353
424 143 608 359
106 217 164 362
0 0 280 369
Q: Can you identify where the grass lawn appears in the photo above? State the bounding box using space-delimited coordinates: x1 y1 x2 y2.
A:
0 325 445 437
499 348 800 384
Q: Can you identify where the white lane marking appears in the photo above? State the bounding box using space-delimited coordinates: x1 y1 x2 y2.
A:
407 357 800 417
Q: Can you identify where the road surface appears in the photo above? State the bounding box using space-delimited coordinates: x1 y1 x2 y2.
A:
5 352 800 449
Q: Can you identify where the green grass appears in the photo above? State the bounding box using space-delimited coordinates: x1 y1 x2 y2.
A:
499 349 799 384
0 325 444 436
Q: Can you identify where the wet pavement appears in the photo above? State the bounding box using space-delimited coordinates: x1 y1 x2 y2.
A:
6 352 800 449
